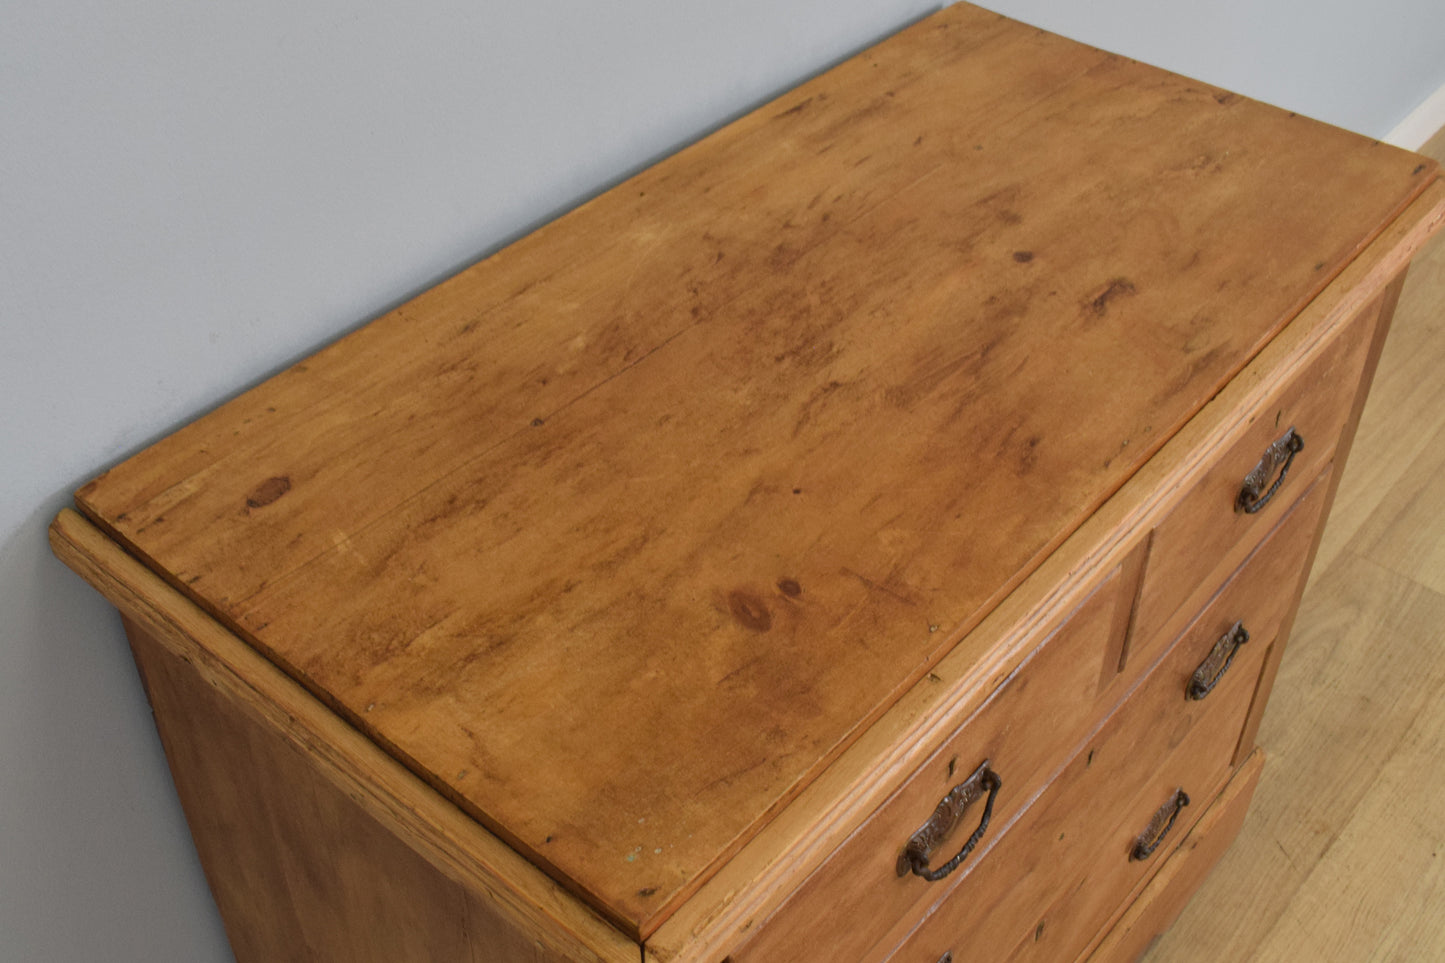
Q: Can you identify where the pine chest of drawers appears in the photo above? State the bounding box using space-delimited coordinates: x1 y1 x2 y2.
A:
51 5 1445 961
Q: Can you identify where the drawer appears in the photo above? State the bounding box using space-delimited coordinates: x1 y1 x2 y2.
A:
878 471 1329 963
1080 748 1266 963
728 557 1136 963
1126 293 1380 673
999 470 1330 963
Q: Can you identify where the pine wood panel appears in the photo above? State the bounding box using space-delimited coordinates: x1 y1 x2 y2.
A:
124 616 585 963
1085 749 1264 963
729 565 1135 963
990 484 1311 963
646 180 1445 963
877 564 1267 963
1125 290 1378 672
1228 273 1406 773
47 509 636 963
1141 128 1445 963
986 465 1329 963
1141 554 1445 961
67 4 1437 934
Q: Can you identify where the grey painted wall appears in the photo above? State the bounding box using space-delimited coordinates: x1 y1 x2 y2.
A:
994 0 1445 140
2 2 1441 960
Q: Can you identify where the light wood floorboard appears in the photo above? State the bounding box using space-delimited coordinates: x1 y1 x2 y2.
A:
1143 128 1445 962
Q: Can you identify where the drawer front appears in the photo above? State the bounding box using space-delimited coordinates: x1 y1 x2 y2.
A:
879 471 1329 963
1000 470 1329 963
729 561 1134 963
1079 748 1266 963
1126 293 1380 673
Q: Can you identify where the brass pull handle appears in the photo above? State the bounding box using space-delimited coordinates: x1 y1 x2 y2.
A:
1237 426 1304 514
1187 621 1250 700
898 759 1002 882
1131 788 1190 861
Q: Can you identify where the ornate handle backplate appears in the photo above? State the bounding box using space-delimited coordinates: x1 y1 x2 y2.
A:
1237 426 1304 514
1131 788 1190 861
898 759 1002 882
1188 621 1250 701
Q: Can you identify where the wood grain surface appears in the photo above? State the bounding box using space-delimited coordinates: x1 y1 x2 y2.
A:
1086 748 1265 963
1141 126 1445 963
48 509 637 963
69 3 1437 934
648 183 1443 962
124 616 597 963
729 564 1134 963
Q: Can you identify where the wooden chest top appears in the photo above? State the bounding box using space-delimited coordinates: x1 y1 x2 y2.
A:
75 2 1434 937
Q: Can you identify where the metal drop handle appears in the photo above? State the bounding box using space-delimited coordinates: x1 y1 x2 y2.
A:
1188 621 1250 700
1237 426 1304 514
1132 788 1190 861
898 759 1002 882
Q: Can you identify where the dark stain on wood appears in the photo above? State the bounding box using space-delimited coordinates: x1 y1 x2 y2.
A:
884 342 994 411
1012 250 1034 262
1087 277 1137 316
842 567 916 606
728 590 773 632
776 96 814 119
792 377 848 438
245 476 291 510
1019 434 1042 472
776 578 803 598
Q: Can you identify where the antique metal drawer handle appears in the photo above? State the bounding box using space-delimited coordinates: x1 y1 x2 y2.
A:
1131 788 1190 861
1187 621 1250 701
1237 426 1304 514
898 759 1001 882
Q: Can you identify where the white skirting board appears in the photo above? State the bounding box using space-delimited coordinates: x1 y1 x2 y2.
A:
1386 81 1445 149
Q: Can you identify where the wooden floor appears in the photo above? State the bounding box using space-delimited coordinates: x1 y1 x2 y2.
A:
1144 130 1445 962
